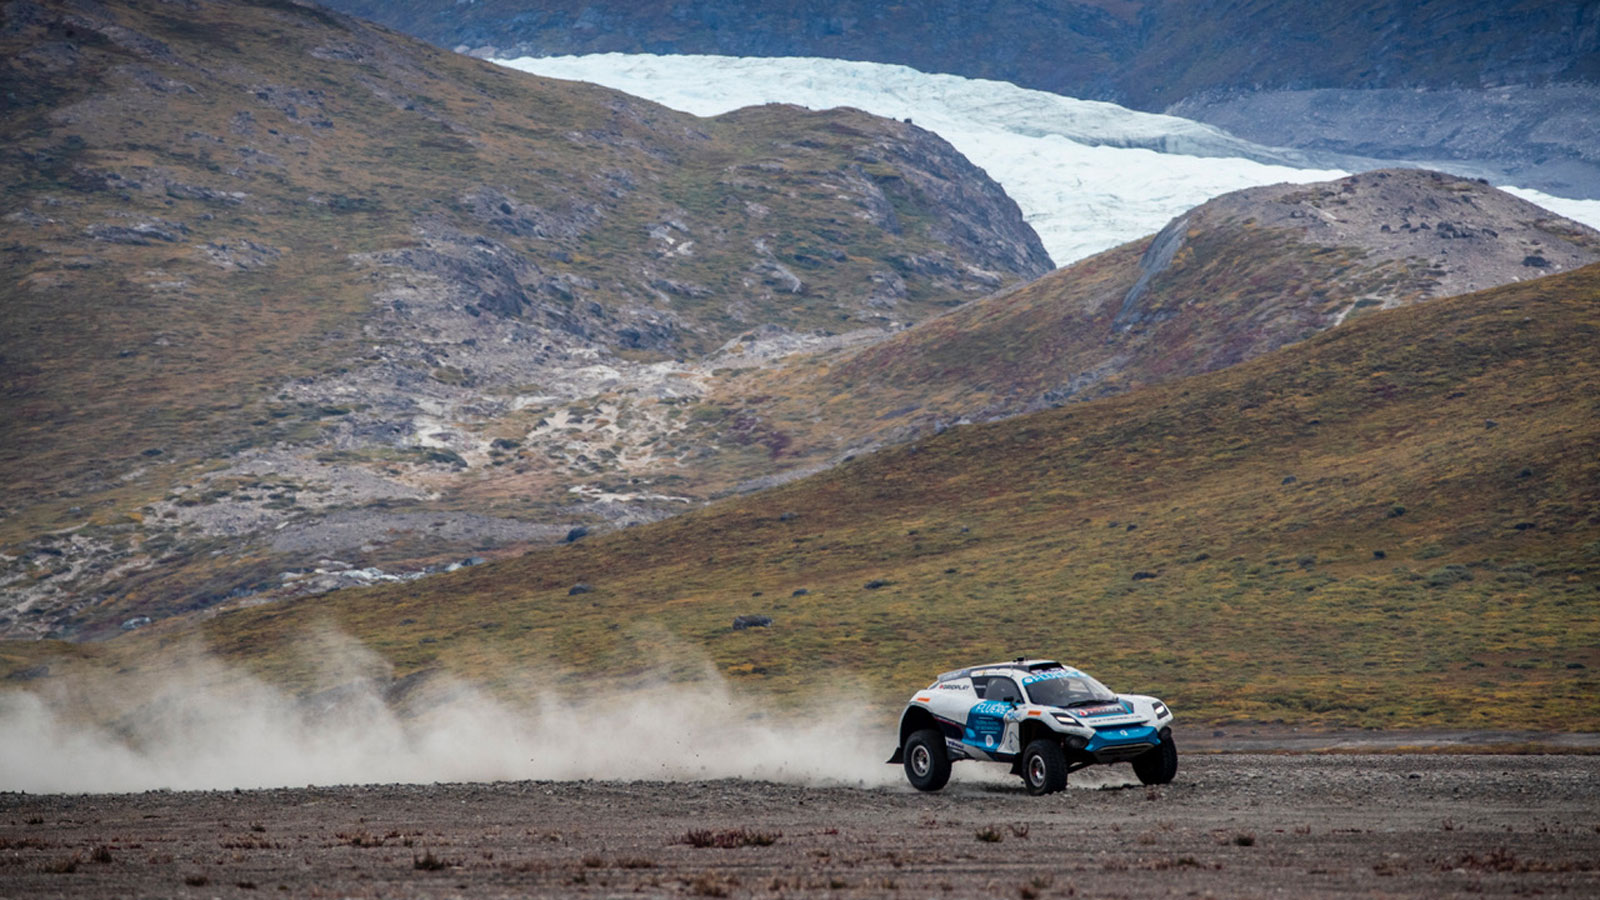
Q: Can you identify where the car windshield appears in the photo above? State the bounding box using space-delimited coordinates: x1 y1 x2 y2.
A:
1021 671 1117 707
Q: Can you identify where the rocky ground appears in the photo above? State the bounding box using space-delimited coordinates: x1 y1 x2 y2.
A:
2 754 1597 898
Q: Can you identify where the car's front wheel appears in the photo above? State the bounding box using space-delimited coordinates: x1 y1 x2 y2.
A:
903 728 952 792
1132 730 1178 785
1021 738 1068 795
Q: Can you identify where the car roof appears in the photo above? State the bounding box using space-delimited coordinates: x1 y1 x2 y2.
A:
934 659 1072 682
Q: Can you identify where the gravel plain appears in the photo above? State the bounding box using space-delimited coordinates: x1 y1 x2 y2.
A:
2 753 1597 899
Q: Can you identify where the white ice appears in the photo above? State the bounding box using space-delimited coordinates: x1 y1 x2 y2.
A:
499 53 1600 267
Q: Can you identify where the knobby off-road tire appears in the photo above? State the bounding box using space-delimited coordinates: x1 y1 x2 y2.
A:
903 728 952 792
1021 738 1068 795
1133 731 1178 785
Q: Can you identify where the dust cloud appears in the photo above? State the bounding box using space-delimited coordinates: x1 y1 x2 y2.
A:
0 639 905 795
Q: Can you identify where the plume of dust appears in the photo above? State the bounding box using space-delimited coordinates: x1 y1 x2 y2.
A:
0 635 907 794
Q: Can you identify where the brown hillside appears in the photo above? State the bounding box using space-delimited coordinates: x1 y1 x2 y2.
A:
0 0 1048 637
704 170 1600 473
12 262 1598 730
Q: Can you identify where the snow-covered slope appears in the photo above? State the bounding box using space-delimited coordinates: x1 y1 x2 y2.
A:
500 54 1600 266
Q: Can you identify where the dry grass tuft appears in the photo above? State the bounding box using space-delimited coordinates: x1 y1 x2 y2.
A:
412 850 456 871
682 828 781 849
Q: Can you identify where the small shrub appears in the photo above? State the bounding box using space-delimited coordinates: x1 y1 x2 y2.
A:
89 845 113 863
682 828 781 849
1232 832 1257 847
1007 823 1030 839
43 853 81 874
1424 565 1473 587
1152 856 1202 870
688 870 736 896
184 873 209 886
581 854 604 868
412 850 451 871
975 825 1004 843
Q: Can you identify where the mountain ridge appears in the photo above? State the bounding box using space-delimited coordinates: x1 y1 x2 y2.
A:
317 1 1600 110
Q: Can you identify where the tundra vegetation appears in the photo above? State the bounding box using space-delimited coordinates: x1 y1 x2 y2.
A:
7 264 1597 729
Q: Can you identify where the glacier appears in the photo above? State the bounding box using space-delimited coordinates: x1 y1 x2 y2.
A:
500 53 1600 267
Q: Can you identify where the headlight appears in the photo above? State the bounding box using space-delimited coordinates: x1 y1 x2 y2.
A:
1152 701 1169 718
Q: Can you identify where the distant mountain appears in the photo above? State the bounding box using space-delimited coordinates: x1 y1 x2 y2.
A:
20 261 1599 729
1168 83 1600 202
0 0 1047 638
318 1 1600 108
320 0 1600 199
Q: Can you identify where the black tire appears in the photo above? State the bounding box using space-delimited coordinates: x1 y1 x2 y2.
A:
903 728 952 792
1021 738 1068 795
1133 731 1178 785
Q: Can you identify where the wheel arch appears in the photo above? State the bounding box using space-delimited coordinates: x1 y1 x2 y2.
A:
1017 717 1060 750
898 705 940 748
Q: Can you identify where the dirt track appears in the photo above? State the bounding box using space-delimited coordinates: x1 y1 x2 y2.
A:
2 754 1597 898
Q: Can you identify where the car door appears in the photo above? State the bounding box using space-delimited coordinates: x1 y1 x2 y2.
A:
963 676 1022 758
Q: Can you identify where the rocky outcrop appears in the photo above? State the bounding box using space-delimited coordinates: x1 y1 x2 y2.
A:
1115 216 1188 332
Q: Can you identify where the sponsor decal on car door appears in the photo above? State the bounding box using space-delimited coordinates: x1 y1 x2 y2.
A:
964 700 1010 754
964 676 1023 758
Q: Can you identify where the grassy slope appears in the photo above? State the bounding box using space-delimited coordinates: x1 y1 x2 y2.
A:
0 0 1047 630
13 263 1598 729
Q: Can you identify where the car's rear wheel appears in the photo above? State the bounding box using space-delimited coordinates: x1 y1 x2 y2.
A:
1021 738 1068 795
1132 730 1178 785
903 728 951 792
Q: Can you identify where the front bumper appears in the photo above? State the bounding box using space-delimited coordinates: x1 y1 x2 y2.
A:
1085 724 1159 762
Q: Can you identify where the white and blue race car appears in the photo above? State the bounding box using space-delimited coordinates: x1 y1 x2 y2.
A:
889 658 1177 794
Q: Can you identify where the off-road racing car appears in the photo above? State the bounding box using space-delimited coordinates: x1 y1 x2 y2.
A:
888 658 1176 794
